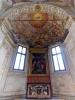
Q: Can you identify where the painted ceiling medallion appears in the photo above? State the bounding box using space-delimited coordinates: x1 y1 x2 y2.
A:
30 5 48 29
35 5 42 12
30 12 48 29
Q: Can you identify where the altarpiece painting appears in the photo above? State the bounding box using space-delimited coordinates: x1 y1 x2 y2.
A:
32 53 46 74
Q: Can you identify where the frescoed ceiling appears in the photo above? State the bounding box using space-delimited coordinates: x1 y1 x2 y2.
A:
2 4 73 47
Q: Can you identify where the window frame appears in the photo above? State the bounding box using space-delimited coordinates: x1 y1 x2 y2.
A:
13 45 27 71
51 45 66 72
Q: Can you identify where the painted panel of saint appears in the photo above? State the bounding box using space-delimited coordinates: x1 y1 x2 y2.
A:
32 53 46 74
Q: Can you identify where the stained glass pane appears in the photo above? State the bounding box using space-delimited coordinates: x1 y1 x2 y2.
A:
53 55 59 71
22 47 26 54
18 46 22 53
14 54 21 69
56 46 61 53
19 55 25 70
52 48 56 54
57 54 65 70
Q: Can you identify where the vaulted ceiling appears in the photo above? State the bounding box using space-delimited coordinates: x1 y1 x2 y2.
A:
0 0 74 47
2 3 73 47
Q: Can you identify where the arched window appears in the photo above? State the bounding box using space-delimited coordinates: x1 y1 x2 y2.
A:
14 45 27 70
51 46 65 71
